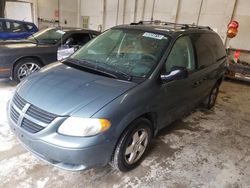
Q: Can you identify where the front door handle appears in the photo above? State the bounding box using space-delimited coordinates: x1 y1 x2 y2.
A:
194 77 207 86
203 77 207 81
194 81 200 87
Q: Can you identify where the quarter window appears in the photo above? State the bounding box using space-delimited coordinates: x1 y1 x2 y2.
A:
191 34 216 69
26 24 34 31
5 21 26 33
165 36 195 73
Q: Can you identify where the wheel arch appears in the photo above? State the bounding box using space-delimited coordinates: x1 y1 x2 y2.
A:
138 112 157 136
11 56 44 78
110 111 157 170
113 111 158 153
217 76 223 86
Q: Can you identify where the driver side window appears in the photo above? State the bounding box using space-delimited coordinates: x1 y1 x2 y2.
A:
64 33 91 47
165 36 195 73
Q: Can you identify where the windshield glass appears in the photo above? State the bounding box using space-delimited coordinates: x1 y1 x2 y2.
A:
71 29 169 78
28 28 65 44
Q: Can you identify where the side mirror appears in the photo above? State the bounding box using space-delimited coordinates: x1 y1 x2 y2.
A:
160 66 188 82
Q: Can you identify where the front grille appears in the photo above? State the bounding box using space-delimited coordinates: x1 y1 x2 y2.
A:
13 93 26 109
21 118 44 133
10 93 58 134
26 105 57 124
10 106 19 123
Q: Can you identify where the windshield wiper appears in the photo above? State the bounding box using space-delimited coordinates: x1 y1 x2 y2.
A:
64 58 118 79
76 58 132 81
112 69 132 81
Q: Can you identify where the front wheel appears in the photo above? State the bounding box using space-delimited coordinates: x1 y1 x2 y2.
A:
110 118 152 172
13 58 42 83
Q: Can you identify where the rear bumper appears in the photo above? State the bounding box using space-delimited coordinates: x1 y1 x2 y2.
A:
0 55 13 78
8 116 116 171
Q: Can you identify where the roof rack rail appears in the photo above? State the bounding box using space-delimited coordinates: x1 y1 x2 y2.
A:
130 20 212 30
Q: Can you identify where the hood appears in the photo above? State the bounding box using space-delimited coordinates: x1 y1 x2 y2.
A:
16 62 136 117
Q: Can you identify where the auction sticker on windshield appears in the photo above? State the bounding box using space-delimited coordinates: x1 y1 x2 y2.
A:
143 32 164 40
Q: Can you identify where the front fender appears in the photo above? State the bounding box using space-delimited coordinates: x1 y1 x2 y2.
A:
91 81 160 141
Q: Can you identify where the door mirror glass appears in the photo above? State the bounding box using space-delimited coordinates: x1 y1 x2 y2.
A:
161 66 188 82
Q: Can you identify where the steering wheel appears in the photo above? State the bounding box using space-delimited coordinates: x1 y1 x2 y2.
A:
135 54 156 70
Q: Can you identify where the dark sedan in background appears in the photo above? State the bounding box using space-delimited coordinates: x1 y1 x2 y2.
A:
0 27 100 82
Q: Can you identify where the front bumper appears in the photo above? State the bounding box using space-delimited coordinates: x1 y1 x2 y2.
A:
0 67 11 78
9 119 115 171
7 104 116 171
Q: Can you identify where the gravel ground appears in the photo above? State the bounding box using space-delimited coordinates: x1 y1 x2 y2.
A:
0 79 250 188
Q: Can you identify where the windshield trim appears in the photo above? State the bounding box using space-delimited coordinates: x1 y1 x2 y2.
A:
111 27 173 39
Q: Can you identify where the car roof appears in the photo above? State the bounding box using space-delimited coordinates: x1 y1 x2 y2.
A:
0 18 35 25
113 20 216 38
47 27 100 34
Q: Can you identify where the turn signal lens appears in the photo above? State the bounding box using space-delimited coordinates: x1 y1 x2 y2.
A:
99 119 111 132
227 28 238 38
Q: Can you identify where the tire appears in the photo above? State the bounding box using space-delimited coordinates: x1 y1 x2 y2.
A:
110 118 152 172
203 83 220 109
13 58 42 83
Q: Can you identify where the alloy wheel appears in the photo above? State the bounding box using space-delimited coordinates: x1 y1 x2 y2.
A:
17 63 41 81
124 129 149 164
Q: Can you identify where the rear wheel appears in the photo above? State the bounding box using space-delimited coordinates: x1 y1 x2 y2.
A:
110 118 152 172
203 83 220 109
13 58 42 83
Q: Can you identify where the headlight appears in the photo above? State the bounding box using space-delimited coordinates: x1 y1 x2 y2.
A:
58 117 111 137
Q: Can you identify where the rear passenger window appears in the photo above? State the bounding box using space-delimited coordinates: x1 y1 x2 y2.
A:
6 21 11 31
0 21 4 32
13 22 26 32
165 36 195 73
191 33 225 69
5 21 26 33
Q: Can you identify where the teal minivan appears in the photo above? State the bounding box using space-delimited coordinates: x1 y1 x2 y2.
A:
7 21 227 172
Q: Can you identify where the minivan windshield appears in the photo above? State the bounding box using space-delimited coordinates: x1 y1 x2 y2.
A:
71 29 169 78
28 28 65 44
